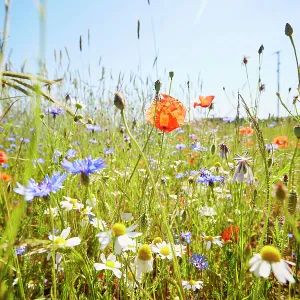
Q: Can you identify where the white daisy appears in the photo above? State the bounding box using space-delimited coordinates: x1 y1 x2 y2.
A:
249 245 295 284
182 279 203 291
135 244 154 278
151 241 185 260
60 196 84 211
48 227 81 248
96 223 142 254
44 207 59 217
202 233 223 250
94 253 122 278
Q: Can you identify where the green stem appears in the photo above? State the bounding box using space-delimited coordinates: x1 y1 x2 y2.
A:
288 143 298 192
289 36 300 92
120 109 158 208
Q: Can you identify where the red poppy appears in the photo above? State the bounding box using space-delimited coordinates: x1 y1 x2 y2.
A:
272 136 289 148
0 172 11 181
239 127 254 136
221 225 239 242
0 151 8 164
146 94 186 133
244 141 254 147
193 96 215 108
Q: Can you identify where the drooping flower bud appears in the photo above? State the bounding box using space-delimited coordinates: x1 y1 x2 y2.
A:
114 92 126 110
294 125 300 139
154 80 161 95
285 23 293 37
169 71 174 79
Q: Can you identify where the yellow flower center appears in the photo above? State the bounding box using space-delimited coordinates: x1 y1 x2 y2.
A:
160 246 171 256
83 215 89 222
189 280 197 285
138 245 152 261
128 272 134 281
54 237 66 246
105 261 115 268
260 245 281 262
83 208 88 213
70 198 77 205
215 162 221 168
152 237 163 245
205 236 214 242
112 223 126 236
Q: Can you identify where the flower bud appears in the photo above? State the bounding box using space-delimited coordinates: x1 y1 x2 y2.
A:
87 118 93 124
294 125 300 139
74 114 83 122
169 71 174 79
40 113 45 119
210 144 216 155
258 44 264 54
273 182 287 201
288 191 297 215
75 102 83 109
114 92 126 110
154 80 161 95
285 23 293 36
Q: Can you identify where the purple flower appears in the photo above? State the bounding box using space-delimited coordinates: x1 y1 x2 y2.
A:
190 253 208 270
196 168 225 185
45 107 65 118
62 156 106 177
176 172 187 179
20 138 30 143
180 232 192 244
176 143 186 150
86 124 102 132
223 117 235 123
65 149 76 159
15 245 27 255
104 148 114 155
14 171 66 201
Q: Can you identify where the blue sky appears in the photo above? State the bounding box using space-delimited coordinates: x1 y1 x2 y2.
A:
1 0 300 118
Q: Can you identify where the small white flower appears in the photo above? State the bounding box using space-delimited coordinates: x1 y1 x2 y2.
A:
198 206 216 217
249 245 295 284
182 279 203 291
12 278 19 286
151 241 185 260
94 253 122 278
202 233 223 250
44 207 59 217
49 227 81 248
96 223 142 254
60 196 84 211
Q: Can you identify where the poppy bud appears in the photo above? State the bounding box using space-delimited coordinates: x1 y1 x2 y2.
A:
258 44 264 54
288 191 297 215
74 114 83 122
154 80 161 95
210 144 216 155
294 125 300 139
285 23 293 36
75 102 83 109
114 92 126 110
267 157 273 168
169 71 174 79
40 113 45 119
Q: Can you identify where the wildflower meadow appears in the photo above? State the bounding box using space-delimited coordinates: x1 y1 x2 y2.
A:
1 2 300 299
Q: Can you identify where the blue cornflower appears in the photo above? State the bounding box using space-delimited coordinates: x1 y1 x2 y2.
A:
20 138 30 143
265 144 278 151
89 139 98 144
6 137 16 142
15 245 27 255
176 172 187 179
45 107 65 118
65 149 77 159
176 143 186 150
86 124 102 132
180 232 192 244
14 171 66 201
190 253 209 270
104 148 115 155
197 168 225 185
176 128 185 134
62 156 106 177
223 117 235 123
1 163 9 168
